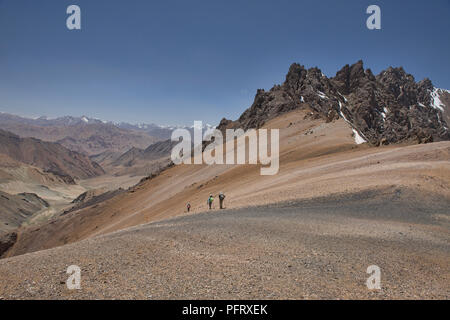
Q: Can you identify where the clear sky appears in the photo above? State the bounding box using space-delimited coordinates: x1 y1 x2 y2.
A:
0 0 449 126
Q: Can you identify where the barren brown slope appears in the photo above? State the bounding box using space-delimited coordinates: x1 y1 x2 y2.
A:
0 186 448 299
3 109 450 258
0 191 49 233
0 154 87 201
95 142 173 177
54 123 159 156
0 153 90 237
0 129 104 180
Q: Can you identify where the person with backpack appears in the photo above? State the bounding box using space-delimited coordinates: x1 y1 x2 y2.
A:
186 202 191 213
207 194 214 210
218 192 226 209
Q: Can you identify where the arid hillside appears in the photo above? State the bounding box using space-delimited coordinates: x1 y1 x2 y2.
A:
3 108 449 259
0 191 49 233
0 108 448 299
0 131 104 232
0 129 104 180
0 154 85 199
1 186 448 299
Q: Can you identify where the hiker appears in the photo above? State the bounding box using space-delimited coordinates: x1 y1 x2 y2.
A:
207 194 214 210
218 192 226 209
186 202 191 212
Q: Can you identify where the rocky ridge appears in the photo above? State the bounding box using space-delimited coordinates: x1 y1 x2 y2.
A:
219 60 449 145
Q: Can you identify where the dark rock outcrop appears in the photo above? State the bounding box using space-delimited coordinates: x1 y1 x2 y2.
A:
0 231 17 258
218 61 449 145
0 191 50 233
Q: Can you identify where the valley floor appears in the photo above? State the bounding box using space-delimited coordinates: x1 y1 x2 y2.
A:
0 187 448 299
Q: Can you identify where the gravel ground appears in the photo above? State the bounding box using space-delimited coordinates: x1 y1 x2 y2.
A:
0 188 448 300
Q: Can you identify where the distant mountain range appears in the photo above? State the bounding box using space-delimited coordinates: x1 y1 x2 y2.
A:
116 122 185 140
0 113 162 155
0 113 180 129
0 112 215 155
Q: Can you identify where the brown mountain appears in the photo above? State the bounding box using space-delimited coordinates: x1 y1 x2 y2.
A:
0 129 104 180
0 153 87 203
0 190 49 233
88 150 162 179
106 61 449 176
0 114 159 156
112 140 177 167
218 60 449 145
88 140 178 177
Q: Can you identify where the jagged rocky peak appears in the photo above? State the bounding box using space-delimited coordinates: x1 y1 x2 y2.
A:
332 60 375 95
217 118 233 130
377 66 413 84
283 63 307 91
418 78 433 91
283 63 335 95
219 60 449 146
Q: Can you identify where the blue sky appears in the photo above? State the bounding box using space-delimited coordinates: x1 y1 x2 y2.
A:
0 0 449 126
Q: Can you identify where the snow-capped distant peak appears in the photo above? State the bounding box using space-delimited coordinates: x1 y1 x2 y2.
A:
137 123 149 129
81 116 89 123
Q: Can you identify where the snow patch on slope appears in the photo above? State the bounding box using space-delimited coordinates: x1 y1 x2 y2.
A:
338 101 368 145
352 129 367 144
430 88 446 112
380 107 388 122
338 101 348 122
338 92 348 102
317 91 328 99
